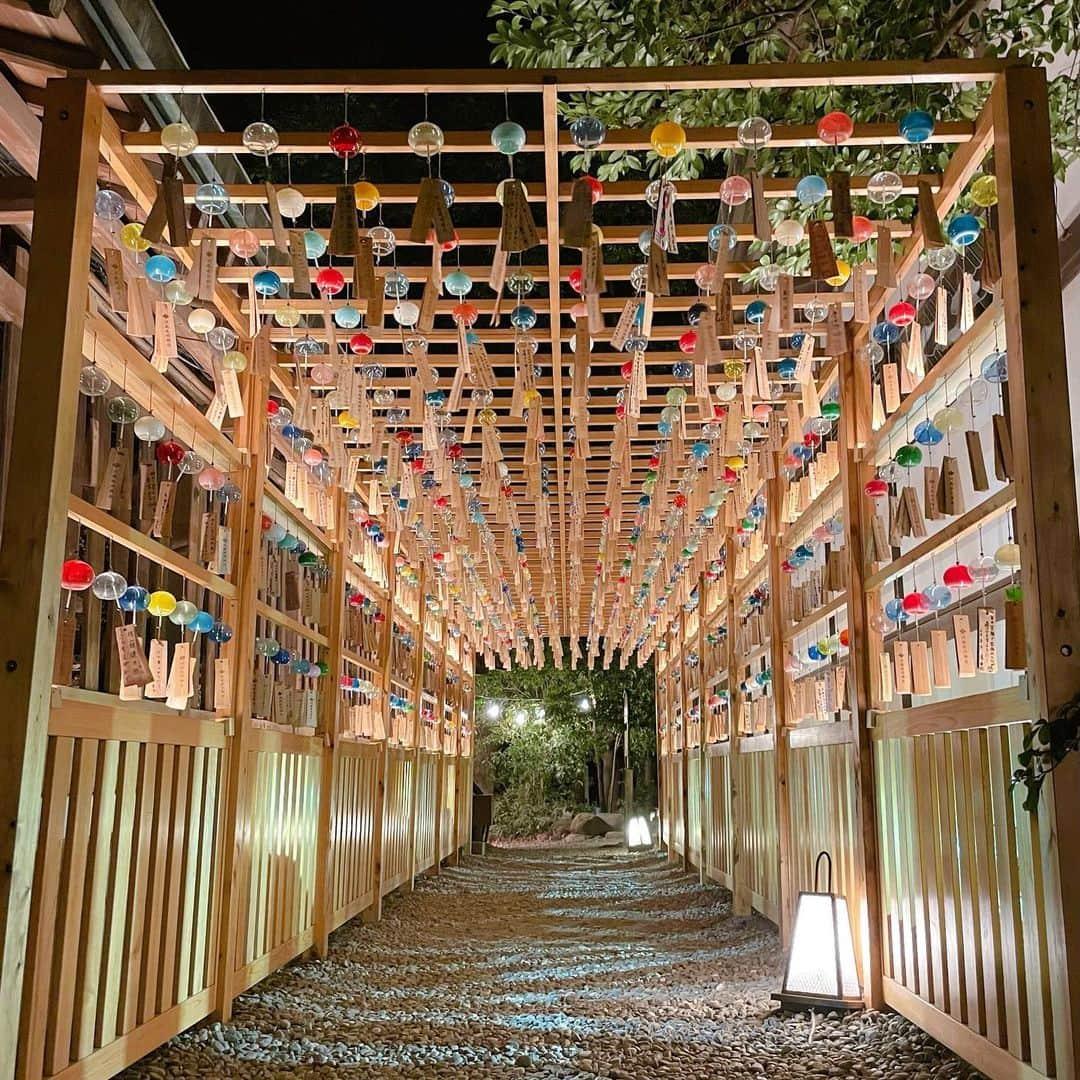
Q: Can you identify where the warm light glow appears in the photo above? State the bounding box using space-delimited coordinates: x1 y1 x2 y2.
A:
578 695 592 712
626 815 652 849
781 892 861 1003
485 701 502 720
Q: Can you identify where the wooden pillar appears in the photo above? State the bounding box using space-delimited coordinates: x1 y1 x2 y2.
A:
312 493 348 958
213 362 264 1021
726 534 752 915
404 564 426 890
362 540 396 924
677 616 691 873
766 475 794 943
432 617 448 874
0 78 102 1078
838 337 885 1009
695 573 709 886
993 64 1080 1080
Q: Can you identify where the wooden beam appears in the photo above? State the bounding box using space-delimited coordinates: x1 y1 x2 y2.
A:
838 330 885 1010
0 26 97 77
542 82 569 636
0 176 34 228
0 69 41 177
0 244 27 542
993 64 1080 1080
122 124 973 156
0 1 68 16
0 76 102 1080
83 58 1008 95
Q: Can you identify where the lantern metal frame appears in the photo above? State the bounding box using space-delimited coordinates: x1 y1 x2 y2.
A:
772 851 863 1013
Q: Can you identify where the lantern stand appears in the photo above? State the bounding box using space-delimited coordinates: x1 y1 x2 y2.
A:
772 851 863 1013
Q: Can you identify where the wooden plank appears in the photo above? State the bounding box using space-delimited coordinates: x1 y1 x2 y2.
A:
85 58 1007 94
884 976 1045 1080
993 65 1080 1080
0 78 102 1078
124 123 973 155
541 83 569 633
0 244 28 541
872 686 1031 740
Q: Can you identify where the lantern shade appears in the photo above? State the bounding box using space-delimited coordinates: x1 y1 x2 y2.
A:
773 852 862 1011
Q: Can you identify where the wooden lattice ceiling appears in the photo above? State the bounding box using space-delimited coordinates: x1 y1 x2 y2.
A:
90 60 1003 668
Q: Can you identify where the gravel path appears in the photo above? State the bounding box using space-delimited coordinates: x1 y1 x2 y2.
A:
123 848 981 1079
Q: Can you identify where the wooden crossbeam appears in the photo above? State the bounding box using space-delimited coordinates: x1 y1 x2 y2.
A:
84 58 1007 94
124 123 974 156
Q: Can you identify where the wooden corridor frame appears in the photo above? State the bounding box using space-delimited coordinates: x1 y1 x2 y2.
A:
0 59 1075 1080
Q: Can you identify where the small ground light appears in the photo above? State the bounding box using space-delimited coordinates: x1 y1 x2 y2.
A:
578 695 592 712
485 701 501 720
626 816 652 849
773 852 863 1012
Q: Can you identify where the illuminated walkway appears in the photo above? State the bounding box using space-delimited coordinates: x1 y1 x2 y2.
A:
123 849 976 1078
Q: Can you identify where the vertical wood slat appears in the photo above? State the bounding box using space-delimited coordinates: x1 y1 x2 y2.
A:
873 719 1064 1079
0 79 104 1079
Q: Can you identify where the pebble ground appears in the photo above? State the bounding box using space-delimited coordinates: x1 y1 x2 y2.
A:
123 847 982 1079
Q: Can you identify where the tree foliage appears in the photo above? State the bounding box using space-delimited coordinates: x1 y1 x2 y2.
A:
476 641 656 833
488 0 1080 182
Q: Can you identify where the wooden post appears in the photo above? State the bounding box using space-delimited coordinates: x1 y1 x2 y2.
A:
696 572 709 885
432 617 447 874
405 564 427 890
838 337 885 1009
993 64 1080 1080
726 534 752 915
766 474 794 943
0 242 28 545
212 362 263 1021
312 493 348 958
362 543 396 923
677 616 691 873
0 78 101 1078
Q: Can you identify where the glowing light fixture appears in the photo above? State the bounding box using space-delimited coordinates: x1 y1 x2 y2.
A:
578 695 592 712
773 852 862 1012
626 815 652 850
485 701 502 721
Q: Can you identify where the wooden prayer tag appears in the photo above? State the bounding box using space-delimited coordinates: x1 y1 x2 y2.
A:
610 298 638 353
499 178 538 252
646 241 669 296
807 221 839 281
146 638 169 698
53 611 76 686
330 184 361 255
982 225 1002 285
935 285 949 346
825 303 845 357
909 639 932 696
749 168 771 240
716 280 733 336
1005 594 1026 670
151 479 176 539
419 273 439 332
917 180 944 246
852 262 870 325
115 623 153 688
213 657 233 712
882 363 901 413
830 169 853 237
95 447 127 512
923 464 942 520
126 277 154 338
893 640 912 695
562 177 594 248
777 272 794 332
965 428 989 491
875 225 895 287
939 456 963 516
977 607 998 673
290 231 312 293
878 652 894 704
953 614 976 676
992 414 1013 480
265 182 291 254
930 628 952 688
104 248 128 313
353 237 375 299
368 278 385 327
